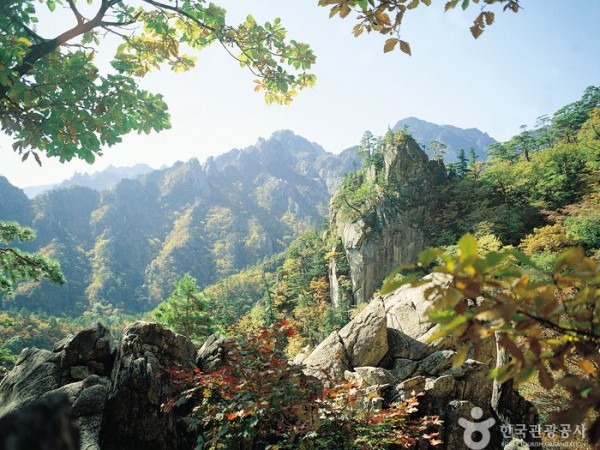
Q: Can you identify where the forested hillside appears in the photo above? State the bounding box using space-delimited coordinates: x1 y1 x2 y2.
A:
0 131 358 315
0 122 492 316
171 86 599 360
1 86 597 377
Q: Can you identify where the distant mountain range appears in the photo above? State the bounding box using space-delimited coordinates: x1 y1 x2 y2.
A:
1 131 360 315
394 117 495 162
23 164 155 198
0 120 496 316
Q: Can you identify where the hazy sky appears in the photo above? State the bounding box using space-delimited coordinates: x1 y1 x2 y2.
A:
1 0 599 188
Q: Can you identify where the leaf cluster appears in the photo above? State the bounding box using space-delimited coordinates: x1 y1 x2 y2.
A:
0 0 316 161
318 0 521 54
384 234 600 444
0 220 65 295
163 321 442 449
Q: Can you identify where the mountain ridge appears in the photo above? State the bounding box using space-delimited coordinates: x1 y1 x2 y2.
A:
0 121 495 315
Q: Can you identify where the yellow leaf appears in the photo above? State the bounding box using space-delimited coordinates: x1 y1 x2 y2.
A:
579 359 597 376
399 40 411 55
470 24 483 39
375 12 391 26
383 38 398 53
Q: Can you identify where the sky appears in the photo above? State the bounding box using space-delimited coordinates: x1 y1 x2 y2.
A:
1 0 599 188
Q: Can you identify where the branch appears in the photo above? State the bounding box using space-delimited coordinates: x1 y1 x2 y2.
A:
0 247 46 271
100 11 141 28
518 309 600 345
141 0 218 34
67 0 85 25
0 0 118 99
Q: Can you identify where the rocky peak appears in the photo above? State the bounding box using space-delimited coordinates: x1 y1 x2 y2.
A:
328 133 444 305
382 133 429 184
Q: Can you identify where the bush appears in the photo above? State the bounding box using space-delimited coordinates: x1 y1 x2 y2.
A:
163 321 441 449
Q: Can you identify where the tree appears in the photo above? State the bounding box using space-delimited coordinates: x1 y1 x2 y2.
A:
487 141 517 163
534 114 553 149
456 148 468 177
1 0 316 162
429 139 447 162
358 130 377 163
152 273 216 343
513 124 536 161
551 86 600 144
0 221 64 295
320 0 522 54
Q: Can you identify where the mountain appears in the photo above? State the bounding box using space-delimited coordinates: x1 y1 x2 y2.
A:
1 131 360 315
0 176 33 224
0 120 495 316
23 164 154 198
393 117 495 162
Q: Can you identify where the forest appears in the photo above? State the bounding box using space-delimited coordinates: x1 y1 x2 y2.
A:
0 0 599 448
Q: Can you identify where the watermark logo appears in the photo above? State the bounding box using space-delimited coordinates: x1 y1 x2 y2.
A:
458 406 496 450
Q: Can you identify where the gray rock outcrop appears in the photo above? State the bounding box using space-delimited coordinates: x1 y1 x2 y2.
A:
328 134 446 305
99 322 197 450
0 321 199 450
0 393 80 450
305 272 538 449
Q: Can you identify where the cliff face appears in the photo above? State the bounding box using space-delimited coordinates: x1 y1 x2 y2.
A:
329 134 445 305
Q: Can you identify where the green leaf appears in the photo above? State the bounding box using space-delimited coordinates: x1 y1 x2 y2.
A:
458 233 477 259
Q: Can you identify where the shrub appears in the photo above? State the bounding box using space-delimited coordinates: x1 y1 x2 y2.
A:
163 321 441 449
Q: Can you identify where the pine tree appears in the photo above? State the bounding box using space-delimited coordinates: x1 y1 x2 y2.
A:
457 148 469 178
152 274 216 344
429 140 447 161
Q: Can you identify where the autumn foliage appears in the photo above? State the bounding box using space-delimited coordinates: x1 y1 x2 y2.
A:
384 234 600 445
163 321 441 449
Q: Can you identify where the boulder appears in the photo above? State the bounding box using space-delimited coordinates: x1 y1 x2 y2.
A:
0 392 80 450
353 366 398 386
0 347 62 416
415 350 455 376
302 331 350 379
195 333 232 373
54 322 113 379
384 273 454 349
302 297 388 379
338 297 388 368
390 358 417 381
99 322 197 450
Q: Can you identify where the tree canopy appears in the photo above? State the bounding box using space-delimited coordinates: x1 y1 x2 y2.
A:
0 0 530 164
0 0 316 163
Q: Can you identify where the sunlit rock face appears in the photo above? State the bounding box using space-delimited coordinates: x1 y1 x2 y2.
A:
329 134 446 305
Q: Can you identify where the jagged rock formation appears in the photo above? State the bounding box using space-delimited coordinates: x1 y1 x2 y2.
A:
298 274 538 449
0 131 360 316
0 287 537 450
0 322 198 450
100 322 197 450
329 134 446 305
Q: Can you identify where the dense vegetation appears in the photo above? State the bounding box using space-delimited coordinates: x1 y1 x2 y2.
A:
0 85 598 446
